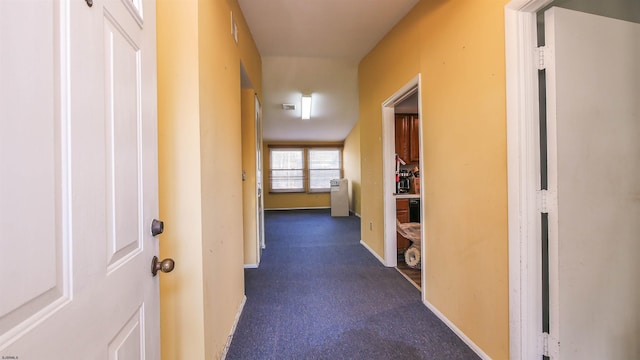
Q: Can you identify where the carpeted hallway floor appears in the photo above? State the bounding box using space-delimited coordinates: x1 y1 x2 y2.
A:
226 209 480 360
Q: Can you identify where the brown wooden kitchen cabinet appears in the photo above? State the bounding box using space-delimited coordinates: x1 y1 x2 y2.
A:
396 198 411 252
396 198 409 223
395 114 420 164
395 115 410 163
409 115 420 163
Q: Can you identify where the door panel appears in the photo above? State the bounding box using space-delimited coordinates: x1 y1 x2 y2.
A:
104 8 143 269
0 0 70 340
0 0 159 357
545 7 640 359
108 307 144 360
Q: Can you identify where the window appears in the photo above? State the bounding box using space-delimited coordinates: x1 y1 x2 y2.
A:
270 148 304 192
269 147 342 193
308 148 341 191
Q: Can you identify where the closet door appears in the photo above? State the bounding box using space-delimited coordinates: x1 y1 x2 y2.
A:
544 7 639 359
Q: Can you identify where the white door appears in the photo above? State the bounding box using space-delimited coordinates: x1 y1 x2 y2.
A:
255 95 265 254
0 0 161 358
544 7 640 359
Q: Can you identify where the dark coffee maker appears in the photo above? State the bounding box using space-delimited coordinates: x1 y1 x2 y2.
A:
397 170 411 193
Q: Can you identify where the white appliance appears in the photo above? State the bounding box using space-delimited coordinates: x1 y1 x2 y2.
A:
330 178 349 217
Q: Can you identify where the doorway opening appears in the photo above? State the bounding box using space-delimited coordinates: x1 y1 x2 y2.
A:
381 75 425 295
240 61 264 268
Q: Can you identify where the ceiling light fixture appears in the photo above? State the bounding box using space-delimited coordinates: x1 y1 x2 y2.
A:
301 94 312 120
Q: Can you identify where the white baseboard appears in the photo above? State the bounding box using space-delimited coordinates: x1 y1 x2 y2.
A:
244 264 258 269
264 206 330 211
422 299 491 360
221 295 246 360
360 240 385 265
352 211 361 218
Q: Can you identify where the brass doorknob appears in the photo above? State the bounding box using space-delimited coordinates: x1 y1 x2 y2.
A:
151 256 175 276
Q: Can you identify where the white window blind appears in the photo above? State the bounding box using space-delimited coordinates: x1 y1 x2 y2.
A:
308 148 341 191
270 149 304 192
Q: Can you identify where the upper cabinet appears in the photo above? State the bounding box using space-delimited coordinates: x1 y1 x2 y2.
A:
395 114 410 163
409 115 420 163
395 114 420 164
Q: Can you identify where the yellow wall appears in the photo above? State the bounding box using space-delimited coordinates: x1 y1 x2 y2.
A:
343 121 361 215
157 1 205 358
358 0 509 358
262 142 343 209
157 0 262 358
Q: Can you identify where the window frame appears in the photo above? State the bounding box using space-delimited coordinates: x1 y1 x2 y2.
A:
307 147 342 192
268 145 343 194
268 147 305 193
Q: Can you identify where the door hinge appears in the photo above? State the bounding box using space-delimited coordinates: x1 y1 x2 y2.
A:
535 46 547 70
537 189 557 214
539 332 560 358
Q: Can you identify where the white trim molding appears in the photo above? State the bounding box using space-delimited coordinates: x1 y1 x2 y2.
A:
423 300 491 360
505 1 553 359
264 206 330 211
221 295 247 360
359 240 385 265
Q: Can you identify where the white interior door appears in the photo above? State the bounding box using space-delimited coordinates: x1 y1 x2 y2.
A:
545 7 640 359
255 95 265 253
0 0 160 358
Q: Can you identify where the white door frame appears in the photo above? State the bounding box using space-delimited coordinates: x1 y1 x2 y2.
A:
381 75 424 291
505 0 553 358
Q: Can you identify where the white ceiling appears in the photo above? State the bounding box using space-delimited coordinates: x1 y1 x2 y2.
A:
238 0 419 142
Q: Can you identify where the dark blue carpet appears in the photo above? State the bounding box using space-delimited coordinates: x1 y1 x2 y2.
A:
226 209 480 360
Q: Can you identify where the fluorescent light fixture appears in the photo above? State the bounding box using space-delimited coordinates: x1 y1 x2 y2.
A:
301 94 312 120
